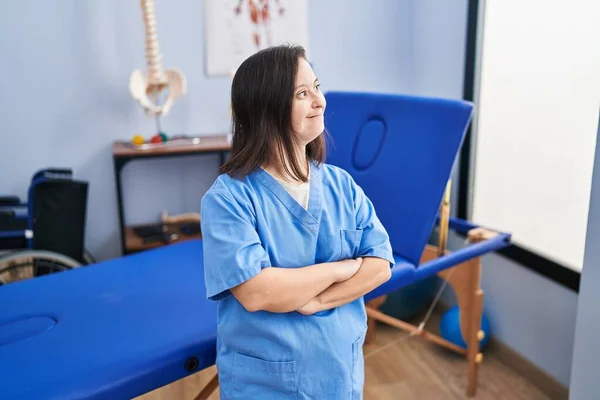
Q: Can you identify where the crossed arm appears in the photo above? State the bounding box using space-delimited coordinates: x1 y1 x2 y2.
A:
230 256 391 314
297 256 391 315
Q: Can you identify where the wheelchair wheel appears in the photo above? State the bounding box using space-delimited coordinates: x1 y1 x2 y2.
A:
0 250 82 286
83 249 97 265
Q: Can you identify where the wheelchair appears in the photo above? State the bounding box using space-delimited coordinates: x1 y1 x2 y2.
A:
0 168 95 285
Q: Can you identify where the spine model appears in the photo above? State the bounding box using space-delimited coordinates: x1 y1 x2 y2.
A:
129 0 186 119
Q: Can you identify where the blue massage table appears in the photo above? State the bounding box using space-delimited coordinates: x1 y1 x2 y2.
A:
0 92 511 399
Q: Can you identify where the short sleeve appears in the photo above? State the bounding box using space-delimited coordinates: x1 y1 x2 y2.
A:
352 180 395 268
200 189 271 301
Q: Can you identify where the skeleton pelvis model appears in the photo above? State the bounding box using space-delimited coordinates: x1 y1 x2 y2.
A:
129 0 186 117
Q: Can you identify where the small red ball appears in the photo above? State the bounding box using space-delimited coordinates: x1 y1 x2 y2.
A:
150 135 162 144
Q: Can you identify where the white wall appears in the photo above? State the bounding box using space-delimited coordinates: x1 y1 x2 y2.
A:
412 0 468 100
569 115 600 398
309 1 414 94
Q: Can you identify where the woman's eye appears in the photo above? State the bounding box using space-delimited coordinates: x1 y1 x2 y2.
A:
315 84 321 91
298 90 307 97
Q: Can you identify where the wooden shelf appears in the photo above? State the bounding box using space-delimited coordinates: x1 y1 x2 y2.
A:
124 224 201 254
113 134 231 159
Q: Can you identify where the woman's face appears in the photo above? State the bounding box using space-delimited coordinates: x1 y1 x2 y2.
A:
291 58 326 146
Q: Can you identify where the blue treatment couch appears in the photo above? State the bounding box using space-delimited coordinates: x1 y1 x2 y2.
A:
0 92 510 399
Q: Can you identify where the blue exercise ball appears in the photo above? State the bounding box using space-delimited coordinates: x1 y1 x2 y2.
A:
439 305 491 350
379 276 438 321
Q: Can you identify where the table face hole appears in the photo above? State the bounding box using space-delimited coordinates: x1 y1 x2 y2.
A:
185 356 199 371
0 316 57 347
352 117 387 171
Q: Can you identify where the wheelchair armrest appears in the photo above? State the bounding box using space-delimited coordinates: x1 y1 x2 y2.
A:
0 209 15 218
0 207 27 232
0 196 21 206
0 209 17 228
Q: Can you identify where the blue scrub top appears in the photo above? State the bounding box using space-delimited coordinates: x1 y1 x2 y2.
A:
201 161 394 400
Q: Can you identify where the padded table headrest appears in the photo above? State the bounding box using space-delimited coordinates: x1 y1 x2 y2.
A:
324 91 473 266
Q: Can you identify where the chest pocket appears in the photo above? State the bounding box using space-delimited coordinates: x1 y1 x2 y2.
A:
339 229 363 260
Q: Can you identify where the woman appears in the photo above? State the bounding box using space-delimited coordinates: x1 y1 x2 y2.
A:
200 44 394 400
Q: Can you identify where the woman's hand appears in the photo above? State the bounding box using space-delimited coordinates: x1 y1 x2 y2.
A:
333 257 363 282
297 298 320 315
297 258 364 315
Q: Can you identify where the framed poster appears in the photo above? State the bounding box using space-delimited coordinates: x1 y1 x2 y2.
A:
204 0 308 76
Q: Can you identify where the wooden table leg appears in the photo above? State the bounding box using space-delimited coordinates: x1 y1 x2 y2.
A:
466 288 484 397
193 372 219 400
365 295 387 344
434 249 484 398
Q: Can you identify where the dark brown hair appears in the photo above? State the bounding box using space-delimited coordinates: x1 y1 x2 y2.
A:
220 44 327 181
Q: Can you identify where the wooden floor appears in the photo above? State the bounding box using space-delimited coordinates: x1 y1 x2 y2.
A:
136 310 568 400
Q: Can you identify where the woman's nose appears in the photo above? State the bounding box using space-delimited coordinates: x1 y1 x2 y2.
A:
312 93 325 108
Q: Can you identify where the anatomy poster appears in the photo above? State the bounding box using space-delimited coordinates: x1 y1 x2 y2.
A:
204 0 308 76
